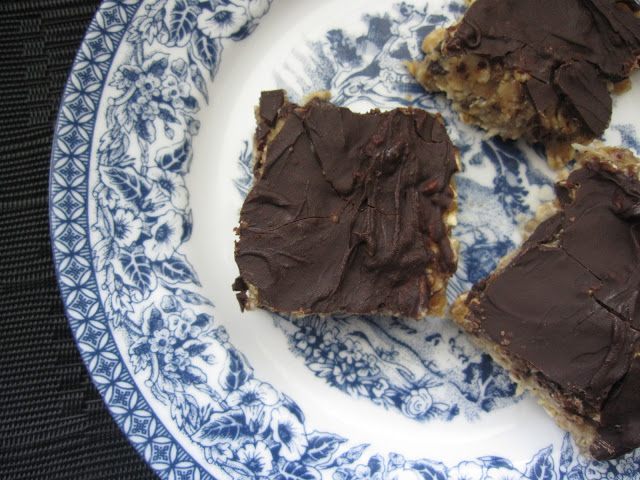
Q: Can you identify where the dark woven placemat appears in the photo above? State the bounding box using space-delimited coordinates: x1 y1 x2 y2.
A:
0 1 157 478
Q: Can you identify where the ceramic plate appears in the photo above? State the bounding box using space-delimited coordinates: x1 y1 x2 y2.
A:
50 0 640 478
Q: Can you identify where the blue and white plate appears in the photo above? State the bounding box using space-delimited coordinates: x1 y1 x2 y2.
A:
50 1 640 479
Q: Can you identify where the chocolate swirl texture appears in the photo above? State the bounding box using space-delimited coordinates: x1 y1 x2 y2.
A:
234 92 459 319
466 160 640 459
445 0 640 137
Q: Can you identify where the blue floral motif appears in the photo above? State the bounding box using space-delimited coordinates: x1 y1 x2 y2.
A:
267 312 516 423
609 124 640 155
330 444 567 480
49 0 640 479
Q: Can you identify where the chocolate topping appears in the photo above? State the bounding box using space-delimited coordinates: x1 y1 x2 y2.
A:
258 90 285 126
444 0 640 136
595 358 640 459
234 93 459 318
467 161 640 459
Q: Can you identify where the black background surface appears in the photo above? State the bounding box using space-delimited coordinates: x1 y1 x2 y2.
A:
1 1 158 478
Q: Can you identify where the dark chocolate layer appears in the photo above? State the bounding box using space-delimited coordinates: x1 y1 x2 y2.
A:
234 92 459 318
595 357 640 459
467 161 640 459
445 0 640 137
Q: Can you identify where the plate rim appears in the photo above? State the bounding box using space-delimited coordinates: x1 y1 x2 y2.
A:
48 2 216 478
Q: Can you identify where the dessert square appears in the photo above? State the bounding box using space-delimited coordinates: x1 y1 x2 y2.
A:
233 90 461 319
408 0 640 167
451 145 640 460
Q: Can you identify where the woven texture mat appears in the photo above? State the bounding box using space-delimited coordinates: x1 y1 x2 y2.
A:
0 1 157 478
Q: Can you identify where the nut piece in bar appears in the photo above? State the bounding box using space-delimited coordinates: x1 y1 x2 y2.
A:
233 90 461 319
450 145 640 460
408 0 640 167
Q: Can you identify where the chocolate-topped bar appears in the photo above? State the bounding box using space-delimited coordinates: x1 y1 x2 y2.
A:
233 91 460 319
408 0 640 166
451 145 640 460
